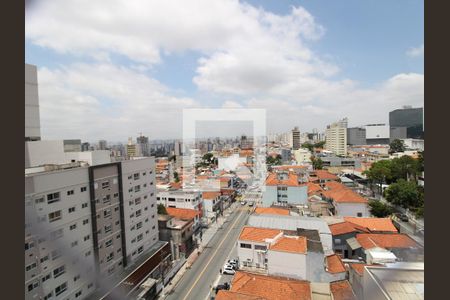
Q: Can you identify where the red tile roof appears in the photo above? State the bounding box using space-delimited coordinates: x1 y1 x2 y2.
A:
202 191 221 200
315 170 339 181
322 182 368 204
330 280 356 300
166 207 199 221
355 233 420 250
270 236 307 254
239 227 281 243
266 172 299 187
307 182 323 196
349 263 369 276
344 217 397 233
326 254 346 273
230 271 311 300
329 221 370 236
254 207 290 216
216 290 264 300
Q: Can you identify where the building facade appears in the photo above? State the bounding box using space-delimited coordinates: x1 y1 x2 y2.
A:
25 63 41 141
325 119 348 156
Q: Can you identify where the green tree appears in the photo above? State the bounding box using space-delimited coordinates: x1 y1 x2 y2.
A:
368 200 393 217
173 171 180 182
363 160 392 195
314 141 326 149
202 153 214 162
389 139 406 154
311 156 323 170
301 142 314 152
266 154 282 166
157 203 168 215
384 179 420 209
390 155 420 183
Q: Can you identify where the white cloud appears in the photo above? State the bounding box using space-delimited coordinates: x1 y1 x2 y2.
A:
37 63 200 141
406 44 424 57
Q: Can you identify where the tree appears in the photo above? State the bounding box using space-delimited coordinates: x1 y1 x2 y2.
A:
173 171 180 182
311 156 323 170
368 200 393 217
157 203 168 215
202 153 214 162
390 155 420 183
384 179 420 209
266 154 282 166
389 139 406 154
301 142 314 152
169 155 176 162
363 160 392 195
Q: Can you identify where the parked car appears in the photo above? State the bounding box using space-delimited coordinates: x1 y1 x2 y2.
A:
395 213 409 222
240 201 247 205
223 265 236 275
214 282 230 293
224 263 235 270
248 202 254 207
227 259 238 268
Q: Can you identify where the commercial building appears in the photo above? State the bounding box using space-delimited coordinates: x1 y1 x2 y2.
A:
137 135 150 157
365 124 390 145
63 140 82 152
321 181 370 217
98 140 107 150
291 127 301 150
325 118 348 156
347 127 366 145
156 190 203 217
293 148 311 164
261 172 308 207
401 138 424 151
25 63 41 141
389 106 424 139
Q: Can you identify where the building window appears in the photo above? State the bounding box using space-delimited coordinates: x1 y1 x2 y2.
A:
53 265 66 278
70 223 77 230
88 283 94 289
105 224 112 233
136 209 142 217
71 241 78 247
254 245 267 251
105 239 113 248
75 290 82 298
128 188 133 193
35 197 44 204
240 243 252 249
117 248 122 253
114 206 119 212
115 220 120 225
83 218 89 225
357 212 363 217
54 282 67 296
82 202 88 208
81 186 87 192
102 181 110 189
25 241 34 251
48 210 62 223
143 183 147 188
113 193 119 198
85 250 91 257
106 252 114 262
74 274 80 282
104 209 112 218
137 234 143 242
84 235 90 241
134 173 140 180
138 246 144 254
103 195 111 204
40 255 49 263
42 273 51 283
28 281 39 292
47 192 60 204
68 207 76 213
136 222 143 229
44 293 53 300
116 234 121 240
135 185 141 192
128 175 132 180
67 190 74 195
25 262 37 272
135 197 141 205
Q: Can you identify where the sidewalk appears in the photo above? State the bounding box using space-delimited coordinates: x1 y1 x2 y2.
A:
159 202 239 299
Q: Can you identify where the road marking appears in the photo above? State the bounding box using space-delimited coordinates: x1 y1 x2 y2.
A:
181 208 245 300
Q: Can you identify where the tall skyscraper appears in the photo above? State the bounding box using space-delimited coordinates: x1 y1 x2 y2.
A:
126 137 138 157
325 118 348 156
240 135 253 150
137 135 150 156
347 127 366 145
98 140 107 150
389 106 424 139
25 64 41 141
291 127 301 150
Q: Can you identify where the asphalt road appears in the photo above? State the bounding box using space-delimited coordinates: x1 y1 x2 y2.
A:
165 205 250 300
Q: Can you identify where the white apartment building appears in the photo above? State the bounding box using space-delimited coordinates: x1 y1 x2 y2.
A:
25 63 41 141
325 118 348 156
121 158 159 263
157 190 203 216
293 148 312 164
25 164 96 300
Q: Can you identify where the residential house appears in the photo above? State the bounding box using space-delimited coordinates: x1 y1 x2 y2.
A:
261 171 308 207
158 214 195 260
321 181 370 217
202 191 222 223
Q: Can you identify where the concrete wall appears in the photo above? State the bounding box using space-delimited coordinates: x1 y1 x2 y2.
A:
306 251 346 282
25 141 66 168
237 241 268 268
334 202 370 217
65 151 111 166
267 250 306 279
25 63 41 140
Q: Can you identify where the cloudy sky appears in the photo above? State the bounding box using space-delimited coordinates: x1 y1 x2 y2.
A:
25 0 424 142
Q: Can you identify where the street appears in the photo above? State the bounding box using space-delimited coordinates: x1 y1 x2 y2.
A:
164 204 250 300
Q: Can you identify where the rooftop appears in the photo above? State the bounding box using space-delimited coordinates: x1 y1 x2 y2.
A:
266 172 300 187
254 207 290 216
325 254 346 273
322 181 368 204
202 191 221 199
356 233 420 250
344 217 397 233
270 236 307 254
329 221 369 236
248 215 332 236
239 226 282 243
166 207 198 221
230 271 311 300
329 280 356 300
314 170 339 181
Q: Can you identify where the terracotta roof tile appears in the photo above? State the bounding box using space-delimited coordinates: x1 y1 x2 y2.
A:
329 222 369 236
349 263 369 276
266 172 299 187
330 280 356 300
315 170 339 181
216 290 265 300
344 217 398 233
166 207 199 221
322 182 368 203
355 233 420 250
326 254 346 273
239 227 282 243
254 207 290 216
230 271 311 300
307 182 323 195
270 236 307 254
202 191 221 200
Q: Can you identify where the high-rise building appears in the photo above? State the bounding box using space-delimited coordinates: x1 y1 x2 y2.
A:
365 124 390 145
240 135 253 150
25 63 41 141
98 140 107 150
126 137 138 157
325 118 348 156
347 127 366 145
137 135 150 156
63 139 82 152
291 127 301 150
81 142 90 152
25 157 160 300
389 106 424 139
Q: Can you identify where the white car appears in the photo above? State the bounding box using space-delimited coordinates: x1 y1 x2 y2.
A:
223 266 235 275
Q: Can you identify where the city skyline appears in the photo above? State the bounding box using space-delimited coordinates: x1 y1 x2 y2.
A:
25 0 423 141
